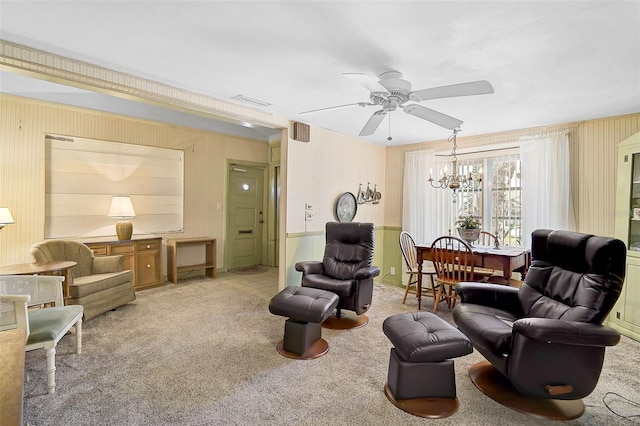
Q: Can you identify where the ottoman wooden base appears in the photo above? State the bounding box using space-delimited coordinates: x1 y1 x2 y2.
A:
276 338 330 360
469 361 585 420
322 312 368 330
384 383 459 419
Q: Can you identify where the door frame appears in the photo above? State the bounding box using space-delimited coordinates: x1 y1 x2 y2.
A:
224 159 269 270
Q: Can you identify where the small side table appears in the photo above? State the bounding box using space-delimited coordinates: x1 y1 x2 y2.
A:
0 261 77 302
166 238 216 283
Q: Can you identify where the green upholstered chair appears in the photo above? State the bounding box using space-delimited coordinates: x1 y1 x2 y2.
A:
30 240 135 320
0 275 83 394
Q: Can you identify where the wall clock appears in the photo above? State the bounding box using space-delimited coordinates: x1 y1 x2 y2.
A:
335 192 357 222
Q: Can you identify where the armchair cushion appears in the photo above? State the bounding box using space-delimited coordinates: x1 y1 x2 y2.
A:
71 270 133 298
92 255 124 274
302 275 353 298
453 302 518 355
457 282 522 315
27 306 84 344
322 222 375 280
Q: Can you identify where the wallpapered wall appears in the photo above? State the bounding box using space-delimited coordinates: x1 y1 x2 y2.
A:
379 113 640 287
2 93 639 289
283 125 387 287
384 114 640 235
0 94 269 270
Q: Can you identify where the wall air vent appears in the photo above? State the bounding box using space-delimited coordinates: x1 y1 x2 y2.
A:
292 122 310 142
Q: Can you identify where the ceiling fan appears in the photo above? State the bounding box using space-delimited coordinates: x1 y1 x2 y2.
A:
300 71 494 138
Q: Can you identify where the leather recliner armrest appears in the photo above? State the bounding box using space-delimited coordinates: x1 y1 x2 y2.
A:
513 318 621 347
295 261 323 275
456 282 523 316
354 266 381 280
92 255 124 274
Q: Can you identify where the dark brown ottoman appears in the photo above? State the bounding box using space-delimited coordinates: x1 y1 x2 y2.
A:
269 286 339 360
382 312 473 418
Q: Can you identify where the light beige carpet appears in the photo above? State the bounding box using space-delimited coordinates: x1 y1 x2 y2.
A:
22 271 640 425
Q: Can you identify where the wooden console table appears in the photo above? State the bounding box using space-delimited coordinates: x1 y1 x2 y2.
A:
167 238 216 283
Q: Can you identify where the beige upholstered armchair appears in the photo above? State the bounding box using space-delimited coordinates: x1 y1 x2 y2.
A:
30 240 135 320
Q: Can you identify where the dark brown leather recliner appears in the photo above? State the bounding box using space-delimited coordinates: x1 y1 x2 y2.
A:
295 222 381 329
453 229 626 419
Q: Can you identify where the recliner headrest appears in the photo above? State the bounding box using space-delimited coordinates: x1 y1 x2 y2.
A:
326 222 374 245
531 229 625 278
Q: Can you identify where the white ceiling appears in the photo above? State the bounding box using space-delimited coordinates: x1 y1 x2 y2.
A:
1 1 639 146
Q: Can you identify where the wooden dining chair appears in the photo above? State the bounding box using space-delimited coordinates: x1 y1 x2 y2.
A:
430 236 488 313
477 231 497 246
399 231 438 305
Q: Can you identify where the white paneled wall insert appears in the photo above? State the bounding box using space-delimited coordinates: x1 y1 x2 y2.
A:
45 135 184 238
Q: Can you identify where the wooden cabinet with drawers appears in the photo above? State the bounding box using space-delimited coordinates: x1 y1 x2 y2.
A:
83 236 163 291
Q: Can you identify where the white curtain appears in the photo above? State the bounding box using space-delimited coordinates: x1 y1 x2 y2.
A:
519 132 576 248
402 151 451 245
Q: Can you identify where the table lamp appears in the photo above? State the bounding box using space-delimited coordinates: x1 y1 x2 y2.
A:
0 207 15 230
107 196 136 240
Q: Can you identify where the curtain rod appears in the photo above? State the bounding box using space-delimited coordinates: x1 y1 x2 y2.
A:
434 145 519 157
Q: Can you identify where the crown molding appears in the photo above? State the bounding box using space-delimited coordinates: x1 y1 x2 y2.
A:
0 39 288 130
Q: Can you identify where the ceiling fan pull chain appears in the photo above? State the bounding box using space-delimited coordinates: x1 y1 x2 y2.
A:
387 111 393 141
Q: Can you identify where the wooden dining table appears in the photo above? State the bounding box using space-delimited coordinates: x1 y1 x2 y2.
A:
414 244 531 310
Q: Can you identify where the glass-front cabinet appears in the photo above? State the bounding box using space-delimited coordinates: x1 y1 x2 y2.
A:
627 153 640 250
610 131 640 341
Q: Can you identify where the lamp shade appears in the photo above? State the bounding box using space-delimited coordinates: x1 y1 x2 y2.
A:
107 196 136 219
0 207 15 227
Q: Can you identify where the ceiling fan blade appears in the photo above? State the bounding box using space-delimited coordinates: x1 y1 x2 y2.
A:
343 73 390 94
299 102 372 114
403 104 463 130
409 80 494 102
359 110 387 136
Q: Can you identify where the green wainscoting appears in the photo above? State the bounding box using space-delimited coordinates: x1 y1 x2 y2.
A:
284 226 404 288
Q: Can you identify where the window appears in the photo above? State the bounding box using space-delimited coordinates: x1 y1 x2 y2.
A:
45 135 184 238
451 152 522 246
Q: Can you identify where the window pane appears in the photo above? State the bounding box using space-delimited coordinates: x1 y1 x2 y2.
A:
489 156 521 246
455 159 483 220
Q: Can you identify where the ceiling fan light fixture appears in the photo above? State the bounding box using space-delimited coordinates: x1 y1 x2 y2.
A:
304 70 494 140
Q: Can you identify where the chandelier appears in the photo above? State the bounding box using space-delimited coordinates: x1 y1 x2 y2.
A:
428 127 482 203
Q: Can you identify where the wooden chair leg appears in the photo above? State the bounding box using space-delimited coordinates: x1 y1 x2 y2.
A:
402 272 415 304
450 286 458 309
433 284 445 313
429 275 438 305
